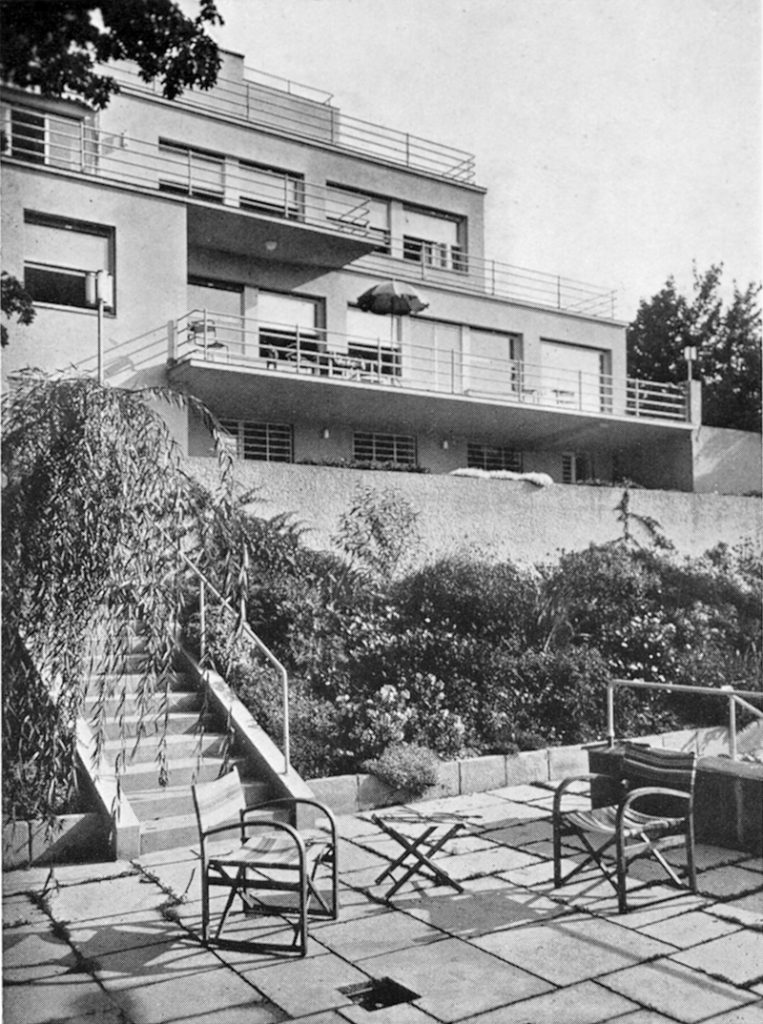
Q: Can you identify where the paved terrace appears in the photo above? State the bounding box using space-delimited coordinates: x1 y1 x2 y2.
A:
3 781 762 1024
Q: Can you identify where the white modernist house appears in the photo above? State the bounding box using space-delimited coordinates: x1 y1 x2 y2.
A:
2 50 703 490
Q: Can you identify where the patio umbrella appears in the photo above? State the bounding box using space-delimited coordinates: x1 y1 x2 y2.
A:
356 279 429 316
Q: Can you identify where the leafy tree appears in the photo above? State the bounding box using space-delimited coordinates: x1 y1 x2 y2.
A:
1 271 36 347
1 370 241 823
627 265 762 432
0 0 223 110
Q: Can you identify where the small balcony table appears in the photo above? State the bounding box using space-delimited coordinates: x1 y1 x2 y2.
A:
368 811 468 900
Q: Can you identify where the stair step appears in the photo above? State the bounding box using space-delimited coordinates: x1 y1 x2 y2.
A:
100 712 215 741
118 756 245 792
85 671 193 694
83 691 202 717
88 652 153 674
102 730 229 764
138 804 291 855
129 780 271 820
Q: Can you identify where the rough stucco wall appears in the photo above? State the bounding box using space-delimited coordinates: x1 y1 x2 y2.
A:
188 459 762 565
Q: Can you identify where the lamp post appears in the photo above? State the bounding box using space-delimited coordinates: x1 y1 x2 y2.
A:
683 344 698 383
85 270 114 384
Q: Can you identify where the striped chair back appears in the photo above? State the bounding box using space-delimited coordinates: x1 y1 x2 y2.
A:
192 768 247 836
623 744 697 817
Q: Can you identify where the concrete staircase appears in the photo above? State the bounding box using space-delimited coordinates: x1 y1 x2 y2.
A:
82 627 275 856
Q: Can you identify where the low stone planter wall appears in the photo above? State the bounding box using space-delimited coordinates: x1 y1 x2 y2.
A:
2 813 110 871
308 727 735 816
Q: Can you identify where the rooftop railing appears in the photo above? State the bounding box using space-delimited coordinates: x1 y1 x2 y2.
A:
106 61 477 182
171 309 688 423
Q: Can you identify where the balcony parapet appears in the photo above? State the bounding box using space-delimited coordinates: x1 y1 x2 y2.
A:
170 309 688 424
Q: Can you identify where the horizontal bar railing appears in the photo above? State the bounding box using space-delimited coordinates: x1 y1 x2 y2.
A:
173 309 688 422
106 61 476 182
606 678 763 759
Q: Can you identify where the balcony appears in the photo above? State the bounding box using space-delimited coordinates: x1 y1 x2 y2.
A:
107 61 477 183
0 101 379 268
168 309 688 425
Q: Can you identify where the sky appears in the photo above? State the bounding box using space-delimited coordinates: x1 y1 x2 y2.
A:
196 0 761 322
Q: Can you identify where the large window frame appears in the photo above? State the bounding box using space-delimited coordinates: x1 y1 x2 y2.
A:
158 140 225 202
23 211 115 313
467 443 523 472
402 204 466 272
326 184 390 251
6 106 88 170
239 160 304 219
353 431 416 465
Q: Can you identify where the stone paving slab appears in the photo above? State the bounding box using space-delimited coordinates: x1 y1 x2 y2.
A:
636 908 742 948
338 1000 436 1024
359 935 553 1022
3 971 124 1024
697 866 763 899
482 818 554 847
707 890 763 928
474 914 674 986
671 929 763 988
316 907 443 960
600 959 759 1023
436 843 542 881
239 950 370 1018
702 1005 763 1024
457 979 640 1023
2 927 79 983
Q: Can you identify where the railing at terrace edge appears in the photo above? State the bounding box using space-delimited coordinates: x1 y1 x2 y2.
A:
107 62 476 182
173 309 689 423
166 534 291 775
606 678 763 760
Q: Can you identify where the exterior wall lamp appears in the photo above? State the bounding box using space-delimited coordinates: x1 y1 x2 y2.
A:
321 427 330 440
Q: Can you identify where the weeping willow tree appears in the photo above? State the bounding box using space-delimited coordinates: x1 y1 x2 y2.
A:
1 370 249 823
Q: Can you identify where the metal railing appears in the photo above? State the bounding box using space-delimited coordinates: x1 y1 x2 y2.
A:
107 61 476 182
606 678 763 760
173 309 688 422
359 246 618 319
167 535 291 775
2 99 617 319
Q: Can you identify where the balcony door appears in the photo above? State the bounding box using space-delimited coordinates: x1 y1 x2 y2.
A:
466 330 520 397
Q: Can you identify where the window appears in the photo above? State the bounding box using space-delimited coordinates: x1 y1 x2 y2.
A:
158 141 224 201
402 206 465 271
255 291 323 362
353 432 416 464
239 160 303 219
327 186 390 250
8 107 83 169
469 329 521 395
24 211 114 310
219 420 293 462
345 307 400 376
467 443 523 472
540 340 610 412
562 452 592 484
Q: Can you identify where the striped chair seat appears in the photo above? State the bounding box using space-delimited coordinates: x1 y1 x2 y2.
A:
564 805 685 837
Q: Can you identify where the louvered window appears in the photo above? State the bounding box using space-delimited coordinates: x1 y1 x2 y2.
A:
353 432 416 464
467 443 523 472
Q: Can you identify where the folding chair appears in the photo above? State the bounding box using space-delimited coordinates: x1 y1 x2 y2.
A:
552 744 697 913
191 768 338 956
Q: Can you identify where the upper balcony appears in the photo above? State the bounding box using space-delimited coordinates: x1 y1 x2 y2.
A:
106 59 477 184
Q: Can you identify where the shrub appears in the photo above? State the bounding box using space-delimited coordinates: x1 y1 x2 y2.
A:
363 743 440 797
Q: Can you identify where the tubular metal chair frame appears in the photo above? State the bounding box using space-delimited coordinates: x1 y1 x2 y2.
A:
552 744 697 913
192 769 338 957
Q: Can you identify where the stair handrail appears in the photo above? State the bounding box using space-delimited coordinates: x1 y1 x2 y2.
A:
161 532 291 775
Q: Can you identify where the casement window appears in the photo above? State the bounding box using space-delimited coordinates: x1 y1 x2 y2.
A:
158 140 224 201
562 452 592 484
353 432 416 464
7 107 85 169
467 443 523 472
254 290 323 363
402 205 465 271
23 211 115 311
219 420 293 462
326 185 390 250
239 160 304 219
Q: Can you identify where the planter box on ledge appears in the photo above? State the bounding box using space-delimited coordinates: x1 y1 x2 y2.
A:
3 813 110 871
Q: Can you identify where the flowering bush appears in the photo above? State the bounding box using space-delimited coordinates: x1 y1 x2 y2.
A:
363 743 441 798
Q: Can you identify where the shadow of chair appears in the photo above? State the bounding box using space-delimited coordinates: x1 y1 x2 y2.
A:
552 744 697 913
191 768 338 956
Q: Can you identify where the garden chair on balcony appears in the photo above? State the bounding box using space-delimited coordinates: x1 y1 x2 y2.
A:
191 768 338 956
552 744 697 913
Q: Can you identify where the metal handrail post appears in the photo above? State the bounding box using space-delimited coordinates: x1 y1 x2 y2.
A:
728 692 738 760
606 681 615 747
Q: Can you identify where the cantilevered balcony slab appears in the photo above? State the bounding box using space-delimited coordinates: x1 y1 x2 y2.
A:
186 202 378 269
